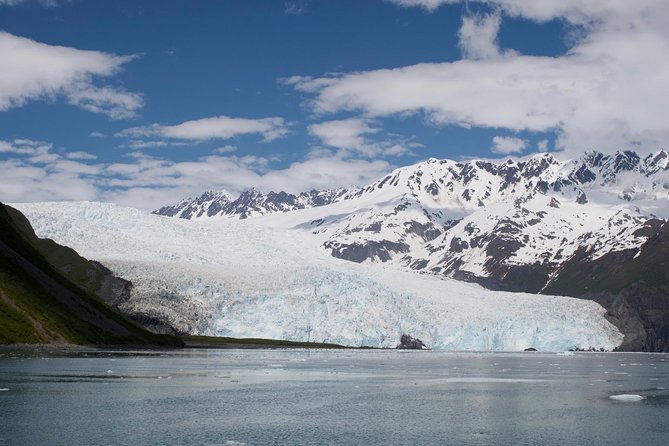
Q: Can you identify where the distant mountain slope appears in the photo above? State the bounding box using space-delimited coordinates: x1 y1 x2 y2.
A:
155 188 357 219
544 220 669 351
0 203 182 346
151 149 669 350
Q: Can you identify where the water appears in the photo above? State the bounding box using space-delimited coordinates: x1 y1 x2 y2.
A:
1 349 668 445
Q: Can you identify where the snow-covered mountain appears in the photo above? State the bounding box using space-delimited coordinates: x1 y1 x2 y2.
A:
10 150 668 350
155 187 357 219
13 201 622 351
155 150 669 293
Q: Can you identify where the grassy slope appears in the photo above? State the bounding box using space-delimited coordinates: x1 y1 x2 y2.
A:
4 206 112 295
0 203 182 347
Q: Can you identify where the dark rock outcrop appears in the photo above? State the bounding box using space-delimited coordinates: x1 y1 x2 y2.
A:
396 334 428 349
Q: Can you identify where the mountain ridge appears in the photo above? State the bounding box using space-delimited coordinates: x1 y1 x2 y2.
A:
151 149 669 350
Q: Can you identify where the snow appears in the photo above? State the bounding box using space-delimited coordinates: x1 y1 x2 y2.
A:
248 153 666 281
14 201 624 351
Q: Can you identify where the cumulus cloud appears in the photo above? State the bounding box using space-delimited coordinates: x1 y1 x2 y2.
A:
388 0 457 12
124 140 170 149
118 115 288 142
0 31 143 118
103 154 393 209
537 139 549 152
65 151 97 160
491 135 526 154
0 137 393 210
309 118 417 157
285 1 309 15
213 145 237 154
309 119 378 155
0 139 101 202
458 12 505 60
293 1 669 156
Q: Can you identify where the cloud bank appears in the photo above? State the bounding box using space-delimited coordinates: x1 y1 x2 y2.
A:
292 0 669 156
0 138 392 210
0 31 142 119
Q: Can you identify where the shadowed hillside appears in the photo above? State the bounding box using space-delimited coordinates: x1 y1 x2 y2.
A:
0 203 182 347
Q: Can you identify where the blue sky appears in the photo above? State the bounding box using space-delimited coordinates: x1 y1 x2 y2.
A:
1 0 667 208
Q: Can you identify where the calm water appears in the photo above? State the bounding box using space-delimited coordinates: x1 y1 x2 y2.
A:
1 349 668 445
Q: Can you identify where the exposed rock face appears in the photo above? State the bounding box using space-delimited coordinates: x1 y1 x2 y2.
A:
325 240 410 263
543 221 669 352
155 187 357 219
396 334 428 350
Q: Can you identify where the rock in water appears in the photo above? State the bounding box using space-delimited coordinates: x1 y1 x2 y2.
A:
397 334 428 349
524 347 538 351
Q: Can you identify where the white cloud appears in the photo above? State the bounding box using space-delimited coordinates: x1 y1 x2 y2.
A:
309 119 378 155
285 1 309 15
0 141 101 203
388 0 457 12
213 145 237 154
0 138 52 155
293 1 669 156
0 159 99 203
100 153 393 209
0 0 62 6
309 118 416 157
458 12 506 60
67 85 143 120
537 139 549 152
0 31 142 118
118 115 288 142
124 140 170 149
0 137 393 210
89 131 105 138
65 151 97 160
491 135 526 154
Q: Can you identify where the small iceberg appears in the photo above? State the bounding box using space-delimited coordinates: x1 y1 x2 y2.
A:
610 394 644 402
556 351 575 356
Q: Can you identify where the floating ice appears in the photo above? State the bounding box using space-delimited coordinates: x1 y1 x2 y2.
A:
610 394 644 402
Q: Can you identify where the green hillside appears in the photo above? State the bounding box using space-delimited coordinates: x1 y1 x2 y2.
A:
0 203 182 347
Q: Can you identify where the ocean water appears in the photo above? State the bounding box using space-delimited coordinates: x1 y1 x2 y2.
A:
0 349 668 445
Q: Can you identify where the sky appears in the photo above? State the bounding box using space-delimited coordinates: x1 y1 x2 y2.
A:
1 0 668 209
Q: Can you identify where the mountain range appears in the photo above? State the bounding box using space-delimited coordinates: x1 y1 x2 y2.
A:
9 149 668 351
152 149 669 351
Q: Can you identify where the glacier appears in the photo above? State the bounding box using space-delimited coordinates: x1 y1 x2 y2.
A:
13 201 623 351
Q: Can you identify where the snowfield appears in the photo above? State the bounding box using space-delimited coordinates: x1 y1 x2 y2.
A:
14 201 623 351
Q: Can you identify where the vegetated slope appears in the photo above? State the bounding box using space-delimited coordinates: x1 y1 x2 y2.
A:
0 203 181 346
15 201 624 351
544 220 669 351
